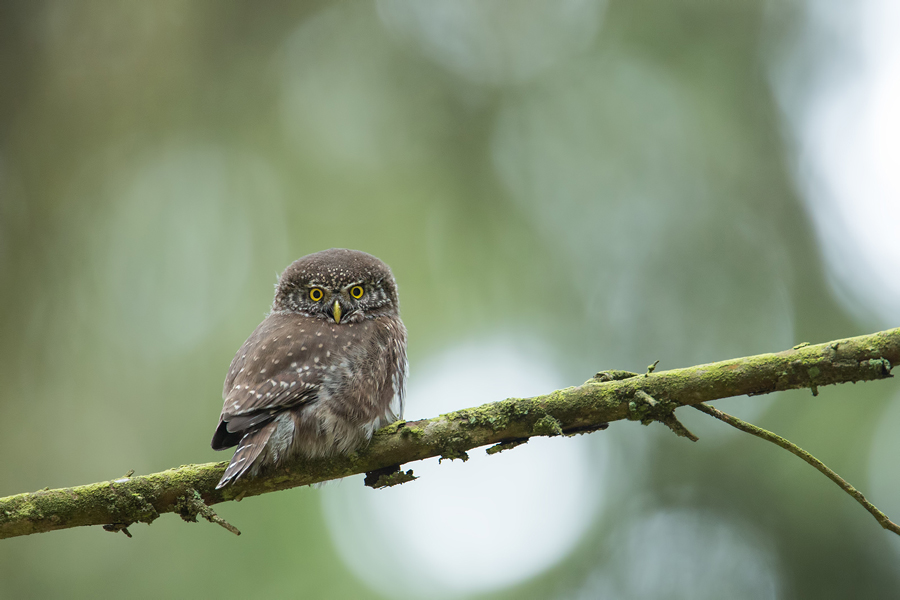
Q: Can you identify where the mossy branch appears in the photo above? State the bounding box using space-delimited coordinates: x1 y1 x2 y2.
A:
1 327 897 540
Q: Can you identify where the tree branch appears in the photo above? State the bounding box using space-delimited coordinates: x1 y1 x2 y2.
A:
1 327 897 540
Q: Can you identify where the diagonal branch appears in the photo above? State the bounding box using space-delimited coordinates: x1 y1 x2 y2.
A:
1 327 897 540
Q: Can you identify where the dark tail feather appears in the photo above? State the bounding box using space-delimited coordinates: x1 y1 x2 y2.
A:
216 421 277 489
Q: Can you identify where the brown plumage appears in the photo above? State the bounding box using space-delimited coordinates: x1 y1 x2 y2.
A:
211 249 407 488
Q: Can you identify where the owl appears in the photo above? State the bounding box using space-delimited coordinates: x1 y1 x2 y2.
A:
211 248 407 489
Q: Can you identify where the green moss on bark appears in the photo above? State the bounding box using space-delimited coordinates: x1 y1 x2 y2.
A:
1 327 897 540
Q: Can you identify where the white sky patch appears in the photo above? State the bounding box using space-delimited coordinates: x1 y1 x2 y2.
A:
767 0 900 326
322 338 608 598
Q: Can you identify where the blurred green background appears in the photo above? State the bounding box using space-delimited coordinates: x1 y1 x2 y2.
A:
1 1 899 598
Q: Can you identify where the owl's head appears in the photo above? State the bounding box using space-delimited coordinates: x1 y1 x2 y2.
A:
272 248 400 323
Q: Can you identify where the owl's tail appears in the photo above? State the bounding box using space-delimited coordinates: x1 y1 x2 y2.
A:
216 421 277 489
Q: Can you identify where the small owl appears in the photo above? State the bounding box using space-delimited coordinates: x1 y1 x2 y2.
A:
211 248 407 488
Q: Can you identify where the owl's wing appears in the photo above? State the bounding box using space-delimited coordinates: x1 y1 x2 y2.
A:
211 371 320 449
211 312 325 450
224 370 319 424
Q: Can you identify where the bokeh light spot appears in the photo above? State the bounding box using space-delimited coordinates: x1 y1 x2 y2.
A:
323 338 607 597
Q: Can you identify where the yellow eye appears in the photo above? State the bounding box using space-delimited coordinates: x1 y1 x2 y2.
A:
309 288 324 302
350 285 364 299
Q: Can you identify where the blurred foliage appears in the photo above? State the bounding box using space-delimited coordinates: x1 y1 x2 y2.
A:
1 1 898 598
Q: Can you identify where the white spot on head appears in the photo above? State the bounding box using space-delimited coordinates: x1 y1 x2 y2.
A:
318 343 323 348
314 357 319 363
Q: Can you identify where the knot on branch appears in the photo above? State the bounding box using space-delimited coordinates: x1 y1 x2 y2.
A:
175 489 240 536
486 438 528 455
532 415 564 437
102 522 133 538
628 390 698 442
592 370 639 382
364 464 418 488
101 484 158 538
100 482 160 537
865 357 893 377
439 449 469 463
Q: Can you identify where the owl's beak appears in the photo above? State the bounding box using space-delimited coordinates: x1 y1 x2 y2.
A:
332 299 342 324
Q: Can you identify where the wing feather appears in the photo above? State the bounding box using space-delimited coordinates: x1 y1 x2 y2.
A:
212 312 324 450
216 421 277 489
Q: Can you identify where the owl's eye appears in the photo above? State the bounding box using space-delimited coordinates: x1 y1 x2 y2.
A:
309 288 324 302
350 285 364 299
